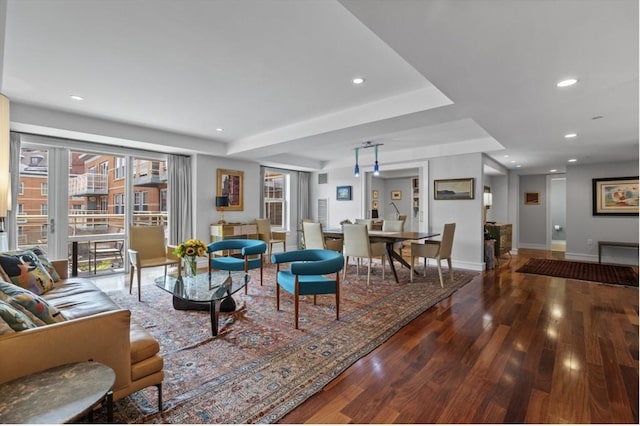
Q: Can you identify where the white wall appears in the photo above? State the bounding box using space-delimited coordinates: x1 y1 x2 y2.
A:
519 174 547 249
566 161 639 264
428 153 485 270
310 166 363 227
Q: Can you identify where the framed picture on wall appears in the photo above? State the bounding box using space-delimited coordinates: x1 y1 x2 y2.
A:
592 176 639 216
372 190 379 200
372 200 379 209
336 185 352 201
391 190 402 200
524 192 540 205
216 169 244 211
434 178 475 200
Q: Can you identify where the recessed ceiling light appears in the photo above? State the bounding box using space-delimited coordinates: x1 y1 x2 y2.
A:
510 160 516 164
215 128 223 132
516 165 522 168
564 133 577 139
503 155 509 158
556 78 578 88
550 169 557 173
70 95 84 101
568 158 577 163
352 77 366 85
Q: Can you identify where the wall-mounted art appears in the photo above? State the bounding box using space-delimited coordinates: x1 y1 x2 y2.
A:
524 192 540 205
434 178 475 200
217 168 244 211
391 190 402 200
592 176 639 216
372 190 379 200
336 185 352 201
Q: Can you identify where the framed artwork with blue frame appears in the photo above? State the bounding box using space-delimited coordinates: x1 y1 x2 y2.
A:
336 185 352 201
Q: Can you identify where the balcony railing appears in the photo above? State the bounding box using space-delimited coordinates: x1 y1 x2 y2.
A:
69 173 108 196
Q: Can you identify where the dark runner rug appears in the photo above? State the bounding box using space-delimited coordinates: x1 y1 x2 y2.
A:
99 263 478 423
517 258 639 287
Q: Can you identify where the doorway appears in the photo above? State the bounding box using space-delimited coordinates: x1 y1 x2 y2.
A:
550 177 566 252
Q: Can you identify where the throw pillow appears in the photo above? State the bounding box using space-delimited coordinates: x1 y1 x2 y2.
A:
0 251 55 295
0 316 15 335
0 299 38 331
0 281 63 324
2 247 62 282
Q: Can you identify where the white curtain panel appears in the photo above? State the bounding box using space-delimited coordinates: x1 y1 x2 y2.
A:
168 154 192 245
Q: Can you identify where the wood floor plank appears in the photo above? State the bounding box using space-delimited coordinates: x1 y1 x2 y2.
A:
279 249 639 424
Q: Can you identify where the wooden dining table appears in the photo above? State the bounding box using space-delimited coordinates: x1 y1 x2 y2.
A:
323 229 440 283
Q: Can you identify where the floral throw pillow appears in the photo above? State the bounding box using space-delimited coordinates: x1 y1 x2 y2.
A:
0 281 63 324
0 299 38 331
0 251 55 295
3 247 62 283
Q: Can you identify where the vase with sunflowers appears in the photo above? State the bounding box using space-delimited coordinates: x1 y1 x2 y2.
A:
173 238 207 278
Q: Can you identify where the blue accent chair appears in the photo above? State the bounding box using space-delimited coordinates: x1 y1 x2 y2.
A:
207 239 267 294
271 249 344 329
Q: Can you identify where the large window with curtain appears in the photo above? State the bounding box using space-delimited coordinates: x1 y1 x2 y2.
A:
263 171 288 229
15 135 169 275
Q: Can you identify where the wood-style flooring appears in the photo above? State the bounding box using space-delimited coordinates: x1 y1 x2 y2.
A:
280 248 639 424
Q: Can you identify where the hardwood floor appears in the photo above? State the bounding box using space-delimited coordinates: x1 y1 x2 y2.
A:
280 249 639 424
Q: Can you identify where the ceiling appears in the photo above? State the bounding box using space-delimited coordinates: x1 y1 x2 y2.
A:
1 0 638 175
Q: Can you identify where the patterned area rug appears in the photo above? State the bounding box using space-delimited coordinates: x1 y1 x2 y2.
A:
102 262 477 423
517 258 639 287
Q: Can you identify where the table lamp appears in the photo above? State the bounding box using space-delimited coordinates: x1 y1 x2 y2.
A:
215 195 230 224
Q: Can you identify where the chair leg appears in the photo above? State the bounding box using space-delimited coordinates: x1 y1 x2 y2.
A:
381 255 385 280
343 256 348 281
367 258 371 286
447 257 453 281
410 255 414 282
436 258 444 288
156 383 163 412
136 268 142 301
129 266 134 294
276 284 281 311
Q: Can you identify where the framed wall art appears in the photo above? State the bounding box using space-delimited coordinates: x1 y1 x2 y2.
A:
592 176 639 216
372 190 379 200
216 169 244 211
434 178 475 200
336 185 352 201
524 192 540 205
391 190 402 200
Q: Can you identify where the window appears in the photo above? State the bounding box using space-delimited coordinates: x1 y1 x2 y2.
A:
41 182 48 195
160 189 167 212
40 204 48 215
40 224 48 239
114 193 124 214
19 181 24 195
115 157 125 179
263 171 288 229
134 191 148 211
17 204 24 214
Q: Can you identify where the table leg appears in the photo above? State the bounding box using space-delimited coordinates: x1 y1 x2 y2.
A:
210 299 222 336
106 390 113 423
385 243 401 283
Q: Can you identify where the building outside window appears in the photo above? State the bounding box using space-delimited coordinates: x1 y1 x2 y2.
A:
40 182 48 195
263 171 287 229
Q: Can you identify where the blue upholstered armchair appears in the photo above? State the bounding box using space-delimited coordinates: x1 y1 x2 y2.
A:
271 249 344 329
207 239 267 294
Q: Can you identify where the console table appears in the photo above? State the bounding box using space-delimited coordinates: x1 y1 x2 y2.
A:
598 240 639 264
210 223 258 242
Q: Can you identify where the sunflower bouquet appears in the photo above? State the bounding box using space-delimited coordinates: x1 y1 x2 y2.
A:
173 239 208 276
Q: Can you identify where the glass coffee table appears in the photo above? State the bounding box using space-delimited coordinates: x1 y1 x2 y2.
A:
155 270 249 336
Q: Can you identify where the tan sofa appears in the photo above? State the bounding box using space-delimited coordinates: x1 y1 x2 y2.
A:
0 259 164 410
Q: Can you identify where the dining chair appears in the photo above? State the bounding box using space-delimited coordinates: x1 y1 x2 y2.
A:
382 219 406 256
128 225 181 301
410 223 456 287
342 224 386 285
271 249 344 329
255 218 287 261
302 221 343 252
354 219 373 230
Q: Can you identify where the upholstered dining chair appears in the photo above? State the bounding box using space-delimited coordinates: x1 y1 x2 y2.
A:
354 218 373 230
128 225 181 301
302 221 343 252
207 239 267 294
271 249 344 329
382 219 406 257
255 218 287 262
410 223 456 287
342 224 386 285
